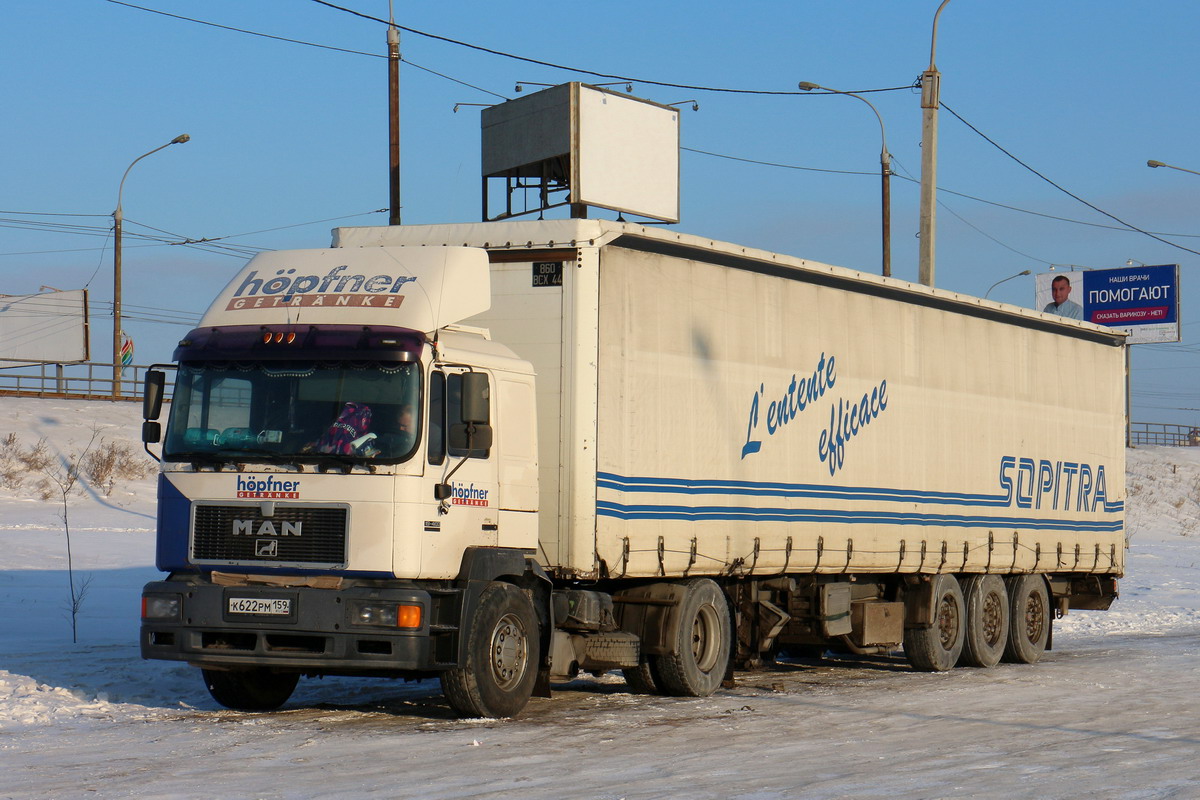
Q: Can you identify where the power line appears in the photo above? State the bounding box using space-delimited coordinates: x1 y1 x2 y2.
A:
107 0 383 58
307 0 915 96
682 147 1200 240
0 210 110 218
105 1 508 101
683 146 876 176
168 209 389 244
108 0 912 98
904 178 1200 239
887 155 1057 267
0 210 387 258
941 102 1200 258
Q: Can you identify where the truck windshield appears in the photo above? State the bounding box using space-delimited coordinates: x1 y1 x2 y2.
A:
164 361 421 464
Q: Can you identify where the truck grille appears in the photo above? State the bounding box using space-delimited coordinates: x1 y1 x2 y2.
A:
192 504 348 567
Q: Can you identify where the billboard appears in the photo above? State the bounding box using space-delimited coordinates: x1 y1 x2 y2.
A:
1035 265 1180 344
0 289 90 363
482 82 680 223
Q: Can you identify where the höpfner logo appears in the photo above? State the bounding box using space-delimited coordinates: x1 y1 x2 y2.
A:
451 482 490 507
236 475 300 499
224 265 418 311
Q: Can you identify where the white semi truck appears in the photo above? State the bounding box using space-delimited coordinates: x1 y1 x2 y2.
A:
140 219 1126 717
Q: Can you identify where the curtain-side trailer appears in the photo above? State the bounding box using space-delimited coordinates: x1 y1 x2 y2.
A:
140 219 1125 717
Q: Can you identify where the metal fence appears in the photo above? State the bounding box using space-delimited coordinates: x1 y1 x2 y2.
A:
1129 422 1200 447
1 364 1197 447
0 361 161 401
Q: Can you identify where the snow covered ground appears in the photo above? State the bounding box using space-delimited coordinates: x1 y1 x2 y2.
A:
1 396 1198 799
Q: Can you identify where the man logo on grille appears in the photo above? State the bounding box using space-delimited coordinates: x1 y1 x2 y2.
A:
232 519 302 536
255 539 279 558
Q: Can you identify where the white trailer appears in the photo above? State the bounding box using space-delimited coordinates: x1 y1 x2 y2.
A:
140 219 1125 717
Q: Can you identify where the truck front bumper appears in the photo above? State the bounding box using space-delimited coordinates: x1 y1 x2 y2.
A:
140 578 459 674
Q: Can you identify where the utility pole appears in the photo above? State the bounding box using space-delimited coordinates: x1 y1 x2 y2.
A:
112 134 189 398
388 2 402 225
919 0 954 288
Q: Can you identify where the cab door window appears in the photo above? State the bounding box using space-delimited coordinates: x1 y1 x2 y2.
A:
427 370 490 464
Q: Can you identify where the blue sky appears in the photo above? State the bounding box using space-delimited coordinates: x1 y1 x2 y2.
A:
3 1 1198 422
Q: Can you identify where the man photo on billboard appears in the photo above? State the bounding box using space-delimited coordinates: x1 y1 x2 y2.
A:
1044 275 1083 320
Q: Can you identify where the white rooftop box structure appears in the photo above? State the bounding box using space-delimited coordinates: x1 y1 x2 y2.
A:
481 82 680 223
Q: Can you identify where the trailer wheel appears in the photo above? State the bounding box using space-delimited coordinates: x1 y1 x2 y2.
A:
958 574 1009 668
655 579 731 697
903 574 965 672
1002 574 1050 664
202 668 298 711
441 582 539 718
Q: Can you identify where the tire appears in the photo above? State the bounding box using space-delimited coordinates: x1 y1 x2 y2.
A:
622 659 662 694
1003 574 1050 664
655 579 731 697
202 668 299 711
441 582 539 718
958 574 1010 668
903 574 965 672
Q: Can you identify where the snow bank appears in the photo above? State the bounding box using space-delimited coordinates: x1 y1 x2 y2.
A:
2 397 1199 799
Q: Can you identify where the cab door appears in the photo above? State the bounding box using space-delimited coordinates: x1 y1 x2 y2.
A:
420 369 499 577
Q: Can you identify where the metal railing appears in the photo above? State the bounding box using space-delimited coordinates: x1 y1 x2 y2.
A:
1130 422 1200 447
0 361 164 401
2 364 1197 448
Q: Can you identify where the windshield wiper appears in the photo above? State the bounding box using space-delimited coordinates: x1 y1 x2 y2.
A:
309 453 371 473
173 451 234 470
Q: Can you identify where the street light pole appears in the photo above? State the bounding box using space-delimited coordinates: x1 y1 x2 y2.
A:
984 269 1031 299
112 133 190 398
919 0 955 288
1148 159 1200 177
799 82 893 277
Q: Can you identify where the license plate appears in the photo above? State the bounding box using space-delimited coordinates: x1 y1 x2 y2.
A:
228 597 291 615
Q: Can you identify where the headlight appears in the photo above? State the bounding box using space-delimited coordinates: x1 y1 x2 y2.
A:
351 602 422 629
142 594 181 620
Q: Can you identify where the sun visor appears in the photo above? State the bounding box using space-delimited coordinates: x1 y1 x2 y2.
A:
199 246 491 333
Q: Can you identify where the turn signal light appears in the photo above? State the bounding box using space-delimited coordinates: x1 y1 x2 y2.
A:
396 604 423 629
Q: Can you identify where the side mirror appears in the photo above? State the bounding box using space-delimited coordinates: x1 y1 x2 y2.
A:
460 372 490 425
449 423 493 453
434 483 452 501
142 421 162 444
144 370 166 421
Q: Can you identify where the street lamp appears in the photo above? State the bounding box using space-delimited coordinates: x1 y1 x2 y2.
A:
798 82 893 277
919 0 955 288
1148 159 1200 177
984 269 1031 299
112 134 190 398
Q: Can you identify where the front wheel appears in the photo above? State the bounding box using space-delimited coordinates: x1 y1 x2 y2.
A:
441 582 539 718
202 668 298 711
